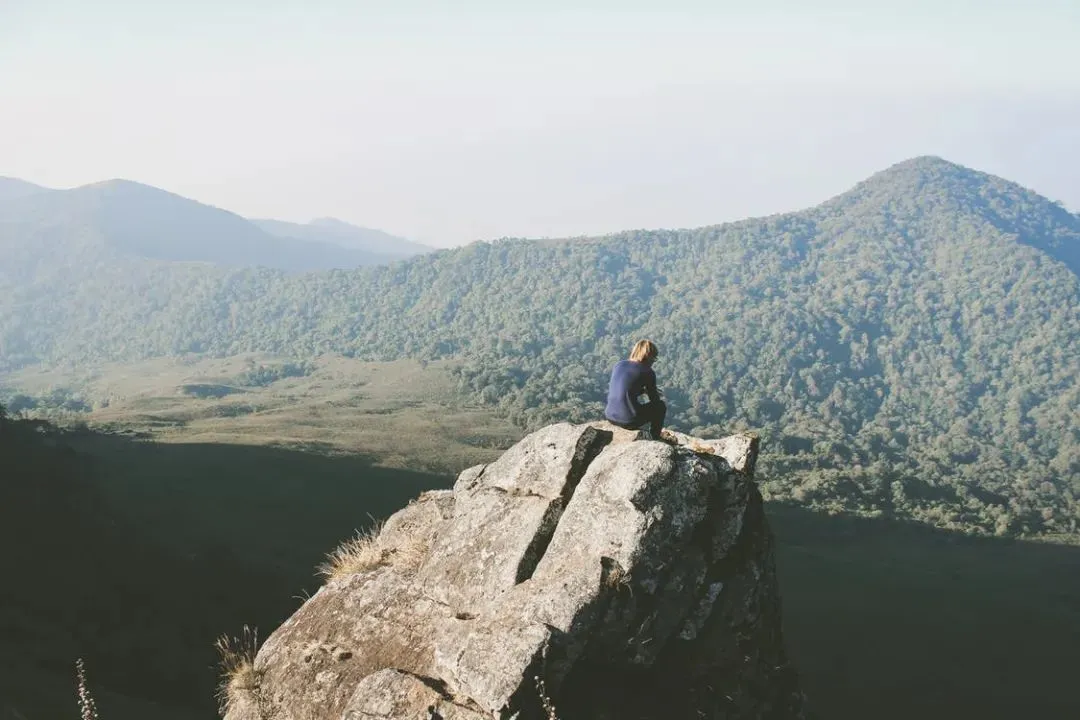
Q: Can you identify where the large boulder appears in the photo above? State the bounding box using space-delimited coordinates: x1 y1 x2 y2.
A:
223 422 804 720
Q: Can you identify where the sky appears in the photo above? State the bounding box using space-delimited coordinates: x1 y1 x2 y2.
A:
2 0 1079 247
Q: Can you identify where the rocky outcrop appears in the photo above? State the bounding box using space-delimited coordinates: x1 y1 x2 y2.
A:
224 422 804 720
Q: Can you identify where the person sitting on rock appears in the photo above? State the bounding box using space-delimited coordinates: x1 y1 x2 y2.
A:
604 339 671 440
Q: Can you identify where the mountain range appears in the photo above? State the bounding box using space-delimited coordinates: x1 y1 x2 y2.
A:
1 156 1078 538
252 217 431 258
0 176 430 276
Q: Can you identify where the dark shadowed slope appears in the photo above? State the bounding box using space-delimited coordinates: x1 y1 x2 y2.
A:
772 505 1080 720
253 217 431 260
0 417 447 720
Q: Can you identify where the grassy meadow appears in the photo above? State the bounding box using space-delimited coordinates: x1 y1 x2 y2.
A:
2 355 519 472
2 357 1078 720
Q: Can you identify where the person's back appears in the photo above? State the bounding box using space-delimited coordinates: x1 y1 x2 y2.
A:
605 359 657 425
604 339 667 438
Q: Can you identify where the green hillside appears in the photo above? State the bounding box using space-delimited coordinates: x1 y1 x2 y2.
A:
2 156 1078 537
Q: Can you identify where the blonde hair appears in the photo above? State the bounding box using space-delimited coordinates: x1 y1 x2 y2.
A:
628 339 658 364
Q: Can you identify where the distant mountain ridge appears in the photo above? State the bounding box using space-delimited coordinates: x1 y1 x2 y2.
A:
253 217 431 259
0 177 50 202
0 177 426 274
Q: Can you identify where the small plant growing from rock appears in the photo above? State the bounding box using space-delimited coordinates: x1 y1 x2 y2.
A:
600 556 632 596
603 565 631 591
215 625 261 716
534 676 560 720
75 658 99 720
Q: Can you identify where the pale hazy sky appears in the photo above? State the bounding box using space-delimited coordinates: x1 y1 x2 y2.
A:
2 0 1078 247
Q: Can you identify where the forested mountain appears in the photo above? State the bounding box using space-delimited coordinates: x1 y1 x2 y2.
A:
0 178 416 275
1 156 1077 537
253 217 431 260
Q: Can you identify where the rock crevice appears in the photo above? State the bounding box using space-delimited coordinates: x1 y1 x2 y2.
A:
224 422 804 720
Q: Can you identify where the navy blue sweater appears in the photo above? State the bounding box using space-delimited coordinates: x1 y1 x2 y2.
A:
604 360 660 425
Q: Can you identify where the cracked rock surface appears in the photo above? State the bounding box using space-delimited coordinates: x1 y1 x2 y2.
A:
223 422 805 720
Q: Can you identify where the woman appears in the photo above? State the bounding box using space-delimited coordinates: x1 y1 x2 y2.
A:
604 339 668 439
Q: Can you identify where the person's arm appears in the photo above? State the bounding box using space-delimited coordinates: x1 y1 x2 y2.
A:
645 368 661 403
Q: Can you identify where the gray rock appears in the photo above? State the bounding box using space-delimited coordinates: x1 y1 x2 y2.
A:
664 430 760 474
414 423 611 613
222 423 804 720
585 419 650 443
432 617 553 716
342 669 488 720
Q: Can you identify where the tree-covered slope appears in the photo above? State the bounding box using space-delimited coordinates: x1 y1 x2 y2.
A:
2 156 1077 536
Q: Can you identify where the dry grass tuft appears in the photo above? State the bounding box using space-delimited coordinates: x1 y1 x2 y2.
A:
317 522 389 581
391 533 429 573
214 625 261 716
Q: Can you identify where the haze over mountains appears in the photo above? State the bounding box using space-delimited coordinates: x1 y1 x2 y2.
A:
253 217 432 258
1 156 1078 539
0 176 428 276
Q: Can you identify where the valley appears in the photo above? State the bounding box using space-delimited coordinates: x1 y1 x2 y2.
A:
2 358 1079 719
3 356 518 474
